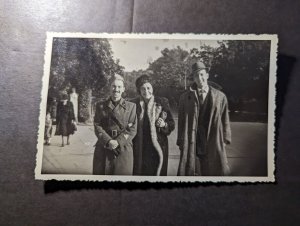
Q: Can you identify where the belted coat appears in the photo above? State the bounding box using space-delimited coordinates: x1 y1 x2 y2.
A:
177 84 231 176
93 98 137 175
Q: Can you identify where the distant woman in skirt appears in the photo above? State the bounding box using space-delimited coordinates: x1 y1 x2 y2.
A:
55 93 76 147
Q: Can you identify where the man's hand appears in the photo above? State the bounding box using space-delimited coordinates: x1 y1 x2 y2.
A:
156 117 166 128
108 140 119 150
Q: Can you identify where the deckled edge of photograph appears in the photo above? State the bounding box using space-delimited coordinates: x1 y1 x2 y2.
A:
35 32 278 183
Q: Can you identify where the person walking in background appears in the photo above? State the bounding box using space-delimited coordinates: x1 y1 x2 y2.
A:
177 61 231 176
44 96 56 145
93 74 137 175
132 74 175 176
44 111 52 145
55 93 76 147
48 97 58 137
49 97 58 125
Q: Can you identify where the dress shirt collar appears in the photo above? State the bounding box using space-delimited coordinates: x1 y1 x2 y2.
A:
197 85 209 94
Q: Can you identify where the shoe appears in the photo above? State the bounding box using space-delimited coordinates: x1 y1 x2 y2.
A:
61 144 64 147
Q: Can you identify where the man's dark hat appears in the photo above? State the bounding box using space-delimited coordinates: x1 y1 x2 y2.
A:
191 61 207 74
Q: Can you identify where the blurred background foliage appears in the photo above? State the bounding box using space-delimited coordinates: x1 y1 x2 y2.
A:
48 38 270 122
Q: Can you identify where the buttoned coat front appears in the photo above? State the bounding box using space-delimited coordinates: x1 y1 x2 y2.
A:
93 98 137 175
177 84 231 176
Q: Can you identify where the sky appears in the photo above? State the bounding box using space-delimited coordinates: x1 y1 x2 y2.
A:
109 38 221 72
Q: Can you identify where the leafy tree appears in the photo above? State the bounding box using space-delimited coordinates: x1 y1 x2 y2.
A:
79 89 92 123
146 40 270 119
48 38 124 122
190 40 270 115
149 47 191 88
147 47 193 108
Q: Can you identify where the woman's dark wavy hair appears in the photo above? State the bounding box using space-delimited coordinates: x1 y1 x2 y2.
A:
135 74 153 94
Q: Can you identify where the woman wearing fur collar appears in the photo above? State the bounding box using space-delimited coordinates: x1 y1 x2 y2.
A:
132 74 175 176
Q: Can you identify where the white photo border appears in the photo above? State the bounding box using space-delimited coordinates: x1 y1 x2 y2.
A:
35 32 278 183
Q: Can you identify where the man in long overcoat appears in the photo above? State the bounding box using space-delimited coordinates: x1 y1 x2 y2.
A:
93 75 137 175
177 61 231 176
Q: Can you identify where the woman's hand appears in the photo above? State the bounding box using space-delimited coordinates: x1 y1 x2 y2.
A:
156 117 166 128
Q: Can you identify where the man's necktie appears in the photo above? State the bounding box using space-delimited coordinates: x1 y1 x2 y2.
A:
199 93 204 105
198 90 204 105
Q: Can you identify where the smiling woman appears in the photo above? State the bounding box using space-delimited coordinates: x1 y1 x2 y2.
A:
131 74 175 176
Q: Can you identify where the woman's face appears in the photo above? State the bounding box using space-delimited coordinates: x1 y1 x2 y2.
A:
140 82 153 100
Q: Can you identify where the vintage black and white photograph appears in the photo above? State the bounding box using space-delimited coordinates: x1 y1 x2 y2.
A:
35 33 277 182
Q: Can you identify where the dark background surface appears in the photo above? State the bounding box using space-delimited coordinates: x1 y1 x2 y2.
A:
0 0 299 225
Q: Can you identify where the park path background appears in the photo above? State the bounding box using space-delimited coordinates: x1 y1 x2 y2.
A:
42 115 267 176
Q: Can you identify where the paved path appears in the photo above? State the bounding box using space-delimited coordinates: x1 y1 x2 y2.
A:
42 120 267 176
42 125 96 174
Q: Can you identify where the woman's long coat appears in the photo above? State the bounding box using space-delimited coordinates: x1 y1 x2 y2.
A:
55 101 75 136
132 96 175 176
93 98 137 175
177 85 231 176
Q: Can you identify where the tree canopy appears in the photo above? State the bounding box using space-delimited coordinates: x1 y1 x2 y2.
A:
141 40 271 115
192 40 270 105
148 46 191 89
48 38 124 99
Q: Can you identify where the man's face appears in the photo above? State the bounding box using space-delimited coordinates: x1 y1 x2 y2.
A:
140 82 153 100
193 69 209 89
110 79 125 101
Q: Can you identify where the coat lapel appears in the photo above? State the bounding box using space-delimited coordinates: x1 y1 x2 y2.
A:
106 98 126 112
119 98 127 110
136 95 164 176
189 83 200 106
105 98 126 129
206 87 217 139
107 99 114 110
138 97 145 121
